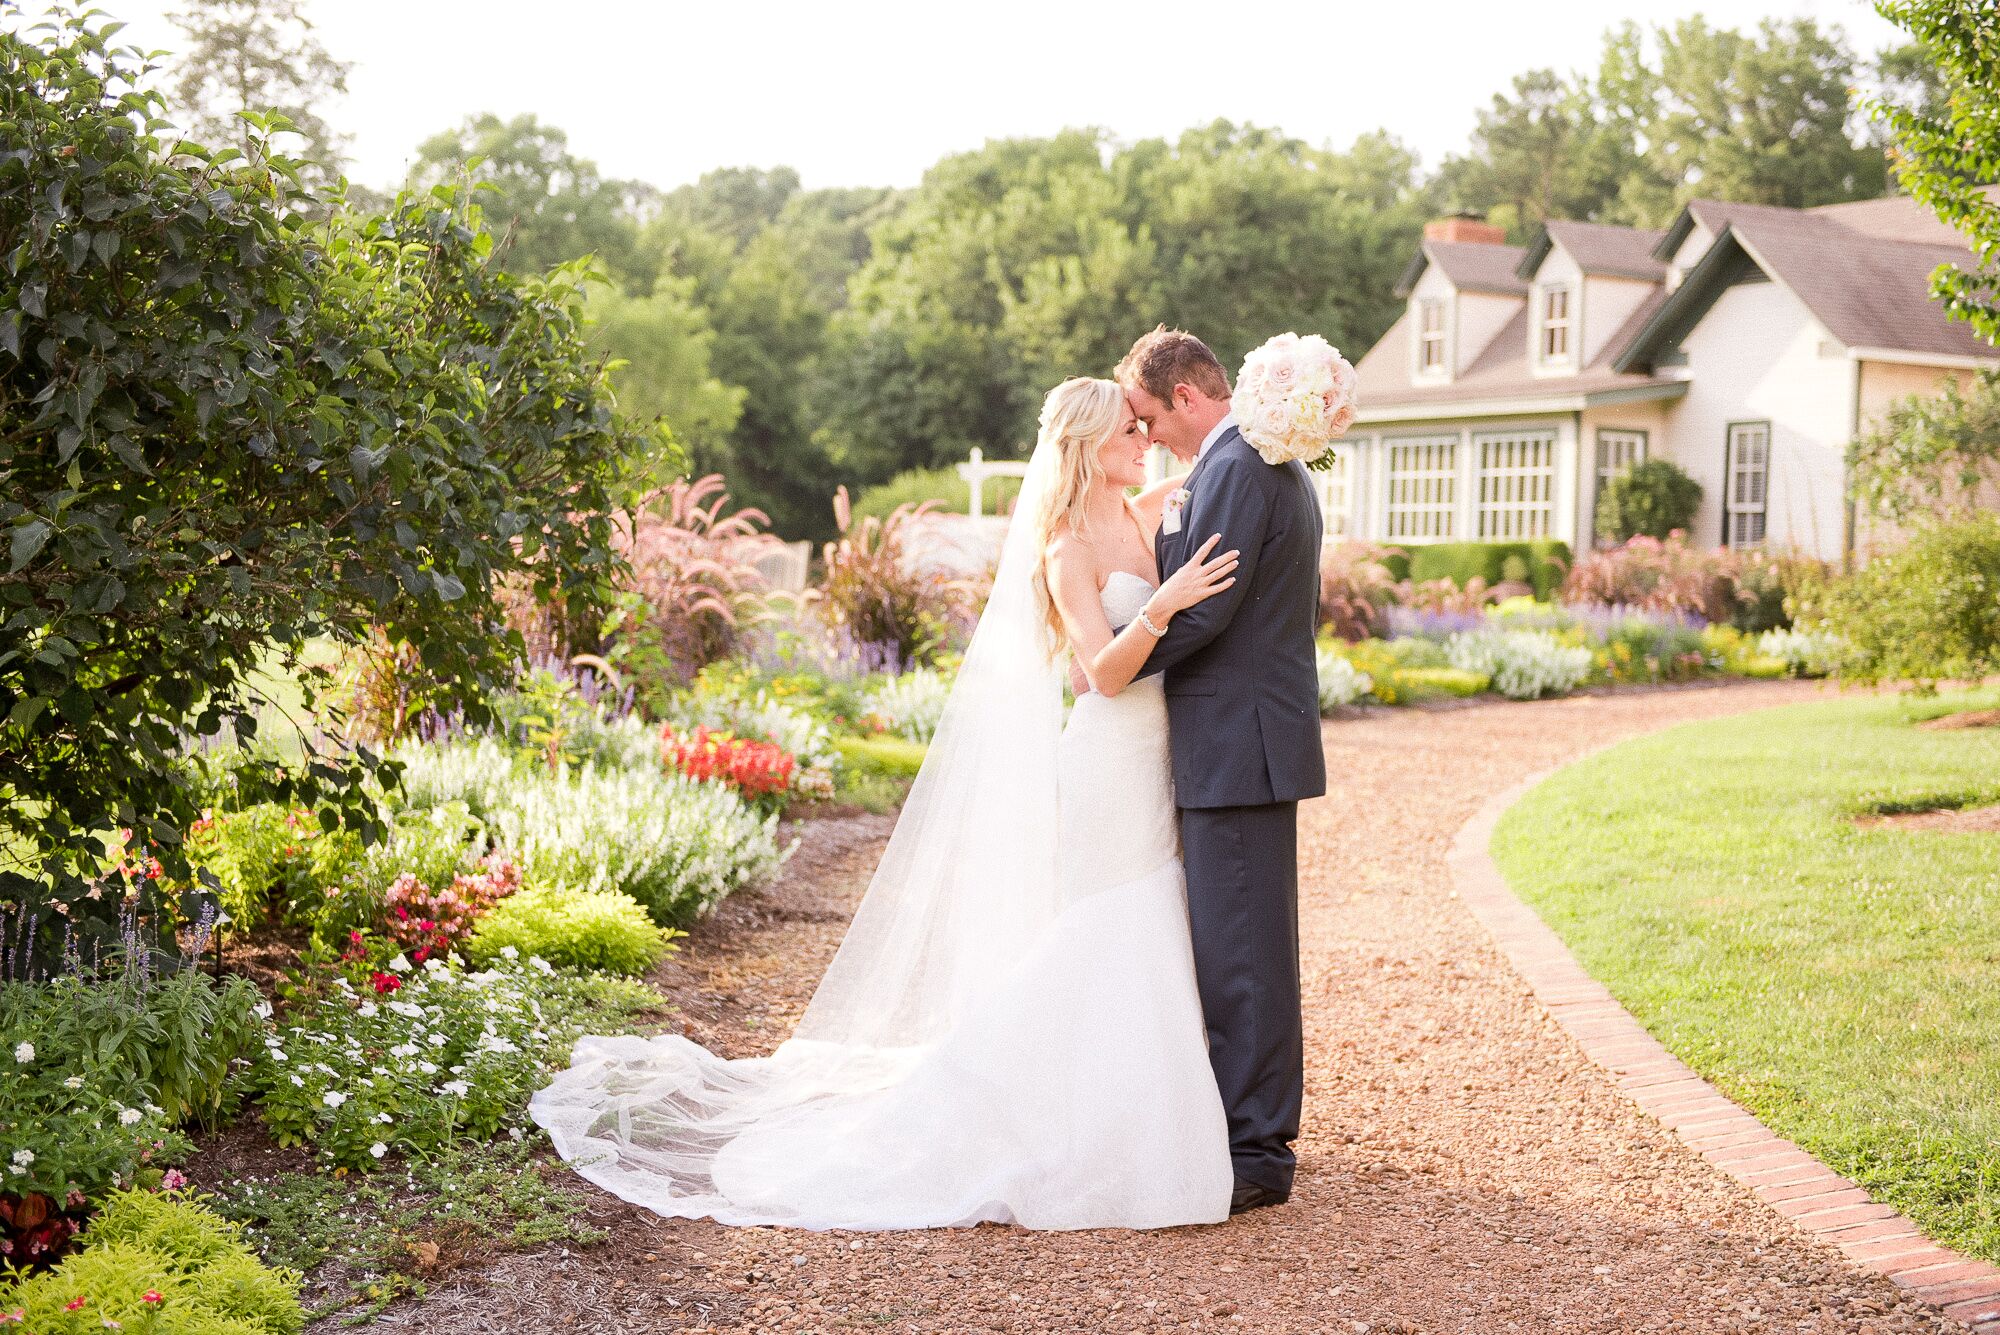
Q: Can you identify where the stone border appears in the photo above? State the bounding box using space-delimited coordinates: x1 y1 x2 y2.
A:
1449 772 2000 1333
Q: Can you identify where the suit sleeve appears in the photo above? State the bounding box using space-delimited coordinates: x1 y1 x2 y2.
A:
1136 456 1273 677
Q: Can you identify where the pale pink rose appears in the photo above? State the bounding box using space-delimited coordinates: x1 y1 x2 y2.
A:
1328 400 1356 436
1255 399 1290 440
1265 356 1300 393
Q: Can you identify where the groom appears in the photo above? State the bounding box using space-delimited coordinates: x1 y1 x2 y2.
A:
1114 326 1326 1214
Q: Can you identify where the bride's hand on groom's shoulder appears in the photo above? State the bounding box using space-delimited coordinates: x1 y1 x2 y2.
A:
1068 657 1091 697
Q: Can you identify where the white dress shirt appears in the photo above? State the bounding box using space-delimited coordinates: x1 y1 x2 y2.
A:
1195 413 1237 465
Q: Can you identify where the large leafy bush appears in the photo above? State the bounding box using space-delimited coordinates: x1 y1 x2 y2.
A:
0 15 658 927
465 886 678 976
1562 533 1743 622
1820 516 2000 687
1594 459 1703 542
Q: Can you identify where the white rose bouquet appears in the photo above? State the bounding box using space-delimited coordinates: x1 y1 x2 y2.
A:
1230 332 1358 469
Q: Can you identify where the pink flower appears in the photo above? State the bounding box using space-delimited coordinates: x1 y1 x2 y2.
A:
141 1290 163 1304
66 1296 87 1311
1265 356 1299 392
160 1168 188 1190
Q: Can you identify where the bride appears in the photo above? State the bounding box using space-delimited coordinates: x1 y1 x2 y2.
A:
530 377 1243 1230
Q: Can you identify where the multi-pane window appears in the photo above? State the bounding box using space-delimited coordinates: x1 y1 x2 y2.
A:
1316 446 1351 538
1725 422 1770 548
1539 285 1572 363
1475 431 1556 539
1595 429 1647 489
1385 436 1459 540
1417 298 1447 373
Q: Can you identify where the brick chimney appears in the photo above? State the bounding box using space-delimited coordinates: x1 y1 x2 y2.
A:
1424 214 1507 245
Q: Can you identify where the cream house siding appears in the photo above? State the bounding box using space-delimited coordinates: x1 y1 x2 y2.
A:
1667 279 1853 557
1666 224 1715 290
1580 275 1655 367
1578 397 1676 542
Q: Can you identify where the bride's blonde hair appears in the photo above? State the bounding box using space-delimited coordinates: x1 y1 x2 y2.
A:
1030 376 1125 654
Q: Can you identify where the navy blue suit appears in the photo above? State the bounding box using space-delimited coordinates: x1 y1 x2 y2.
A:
1146 424 1324 1196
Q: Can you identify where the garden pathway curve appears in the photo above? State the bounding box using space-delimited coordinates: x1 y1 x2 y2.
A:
386 679 1973 1334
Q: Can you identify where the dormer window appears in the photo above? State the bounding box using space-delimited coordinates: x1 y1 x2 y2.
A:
1417 298 1447 373
1539 285 1573 363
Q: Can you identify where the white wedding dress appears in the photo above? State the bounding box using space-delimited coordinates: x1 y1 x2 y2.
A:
529 571 1232 1230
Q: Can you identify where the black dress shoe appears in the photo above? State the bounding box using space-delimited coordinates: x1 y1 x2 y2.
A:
1229 1182 1287 1215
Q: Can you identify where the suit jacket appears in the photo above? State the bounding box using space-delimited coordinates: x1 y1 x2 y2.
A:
1146 425 1327 810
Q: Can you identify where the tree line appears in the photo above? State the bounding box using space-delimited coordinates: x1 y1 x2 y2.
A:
160 3 1943 541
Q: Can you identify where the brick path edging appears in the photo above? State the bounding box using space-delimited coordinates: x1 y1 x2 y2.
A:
1448 770 2000 1333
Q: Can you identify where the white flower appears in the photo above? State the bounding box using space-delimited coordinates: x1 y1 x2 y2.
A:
290 1074 305 1087
370 1142 388 1159
441 1080 470 1097
530 956 554 975
11 1150 33 1167
373 1112 393 1124
118 1107 142 1125
356 1002 379 1019
322 1091 348 1108
12 1042 32 1064
270 1049 289 1063
499 946 519 961
63 1076 84 1090
254 1000 274 1021
416 1061 438 1075
507 1127 524 1141
389 954 412 973
429 1033 447 1048
389 1044 418 1059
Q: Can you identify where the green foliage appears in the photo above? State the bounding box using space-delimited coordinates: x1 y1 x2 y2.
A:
0 15 659 925
1872 1 2000 344
0 955 264 1132
584 276 744 484
1821 515 2000 687
167 0 351 197
1493 692 2000 1263
1850 367 2000 526
1445 17 1885 231
213 1135 607 1318
0 1188 303 1333
1596 459 1705 542
1396 666 1491 698
252 954 662 1171
851 466 1024 524
1386 541 1572 601
831 734 929 780
465 885 678 976
481 764 786 927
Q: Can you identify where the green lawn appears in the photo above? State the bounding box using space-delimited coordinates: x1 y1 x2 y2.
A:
1492 690 2000 1262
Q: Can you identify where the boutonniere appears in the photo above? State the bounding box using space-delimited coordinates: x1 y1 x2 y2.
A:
1162 486 1191 535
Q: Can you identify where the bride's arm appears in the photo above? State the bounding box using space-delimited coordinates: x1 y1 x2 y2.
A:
1047 535 1238 698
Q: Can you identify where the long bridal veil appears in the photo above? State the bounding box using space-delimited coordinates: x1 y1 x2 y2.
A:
528 435 1069 1225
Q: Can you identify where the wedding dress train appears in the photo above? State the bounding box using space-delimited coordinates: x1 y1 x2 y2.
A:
528 571 1231 1230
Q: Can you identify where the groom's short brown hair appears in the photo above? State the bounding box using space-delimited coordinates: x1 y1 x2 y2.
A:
1116 325 1232 405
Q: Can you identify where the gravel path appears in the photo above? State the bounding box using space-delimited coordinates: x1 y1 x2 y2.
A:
387 680 1967 1334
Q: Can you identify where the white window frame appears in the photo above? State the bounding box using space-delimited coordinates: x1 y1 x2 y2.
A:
1724 421 1770 549
1316 444 1353 538
1538 284 1573 365
1384 435 1460 542
1416 297 1448 375
1474 430 1557 539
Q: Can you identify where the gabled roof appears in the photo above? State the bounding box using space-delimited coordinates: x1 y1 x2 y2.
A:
1355 287 1678 415
1517 220 1668 282
1652 193 1976 261
1618 207 1998 371
1395 239 1529 298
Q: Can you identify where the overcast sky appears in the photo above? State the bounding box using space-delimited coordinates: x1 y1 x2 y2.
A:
10 0 1910 193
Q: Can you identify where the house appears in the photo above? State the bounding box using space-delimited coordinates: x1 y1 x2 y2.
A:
1323 198 1999 561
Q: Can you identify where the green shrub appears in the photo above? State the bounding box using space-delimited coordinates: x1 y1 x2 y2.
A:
851 466 1023 523
1596 459 1703 541
465 886 678 976
1822 516 2000 687
0 1190 303 1334
308 802 490 950
832 734 929 779
1384 541 1572 600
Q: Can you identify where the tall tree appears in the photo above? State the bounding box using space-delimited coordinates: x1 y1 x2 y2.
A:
409 113 643 280
1623 17 1885 223
167 0 351 189
1437 67 1640 235
1872 0 2000 343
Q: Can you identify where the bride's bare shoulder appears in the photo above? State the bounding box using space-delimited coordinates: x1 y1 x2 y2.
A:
1044 532 1103 591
